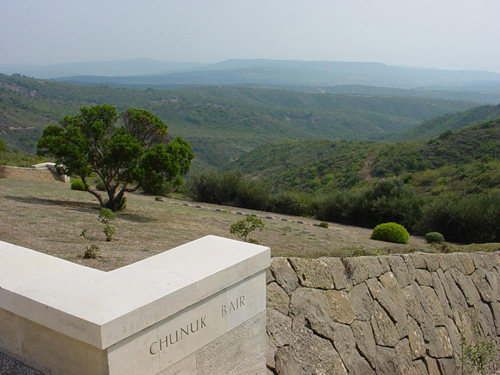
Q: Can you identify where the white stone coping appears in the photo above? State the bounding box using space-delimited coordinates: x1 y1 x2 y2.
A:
31 162 56 169
0 236 270 350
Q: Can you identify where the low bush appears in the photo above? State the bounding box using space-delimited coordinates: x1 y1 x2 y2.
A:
319 221 329 228
187 172 269 210
425 232 445 243
371 222 410 244
315 179 422 231
269 191 313 216
71 179 86 191
83 244 100 259
417 193 500 243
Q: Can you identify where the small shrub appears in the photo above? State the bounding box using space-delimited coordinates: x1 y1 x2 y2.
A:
83 244 100 259
71 179 86 191
425 232 445 244
98 208 116 241
461 324 497 375
319 221 329 228
155 196 163 202
230 216 265 243
108 196 127 211
371 222 410 244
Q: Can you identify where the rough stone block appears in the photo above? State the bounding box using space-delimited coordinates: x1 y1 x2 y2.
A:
289 325 348 375
351 320 377 369
375 346 398 375
408 316 426 359
387 256 412 287
415 269 433 287
348 282 373 321
289 258 334 290
371 301 399 347
270 258 299 294
458 253 476 275
266 308 292 348
408 253 427 269
267 282 290 315
333 324 375 375
427 327 453 359
323 257 353 291
290 288 355 337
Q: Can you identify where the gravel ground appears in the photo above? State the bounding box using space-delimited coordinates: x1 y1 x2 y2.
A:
0 353 44 375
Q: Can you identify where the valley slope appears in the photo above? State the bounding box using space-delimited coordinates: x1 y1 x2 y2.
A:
226 119 500 196
0 74 479 171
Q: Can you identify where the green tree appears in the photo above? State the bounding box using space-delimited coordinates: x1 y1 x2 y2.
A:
37 105 194 210
0 138 5 153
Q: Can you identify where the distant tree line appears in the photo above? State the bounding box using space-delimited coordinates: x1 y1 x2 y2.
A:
188 172 500 244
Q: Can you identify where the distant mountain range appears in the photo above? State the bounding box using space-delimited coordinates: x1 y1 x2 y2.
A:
0 58 205 79
2 58 500 92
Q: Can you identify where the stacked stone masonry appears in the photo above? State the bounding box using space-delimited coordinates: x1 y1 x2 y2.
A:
266 252 500 375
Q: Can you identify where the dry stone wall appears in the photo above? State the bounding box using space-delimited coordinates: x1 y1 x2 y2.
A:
266 252 500 375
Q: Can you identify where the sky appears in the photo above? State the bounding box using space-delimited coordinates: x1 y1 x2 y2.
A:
1 0 500 72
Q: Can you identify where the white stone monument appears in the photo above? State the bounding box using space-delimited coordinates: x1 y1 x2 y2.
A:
0 236 270 375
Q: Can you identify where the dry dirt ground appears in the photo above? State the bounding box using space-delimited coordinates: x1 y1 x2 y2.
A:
1 178 497 271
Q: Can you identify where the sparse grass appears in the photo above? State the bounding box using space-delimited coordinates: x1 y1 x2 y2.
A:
0 178 496 271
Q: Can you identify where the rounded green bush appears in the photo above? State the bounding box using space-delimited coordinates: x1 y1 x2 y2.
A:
370 222 409 244
425 232 445 244
319 221 329 229
71 179 86 191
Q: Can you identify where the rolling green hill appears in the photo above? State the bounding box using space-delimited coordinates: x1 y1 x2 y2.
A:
226 119 500 196
387 104 500 142
1 73 479 171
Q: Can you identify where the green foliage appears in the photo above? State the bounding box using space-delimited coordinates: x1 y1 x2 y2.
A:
0 138 5 153
71 179 86 191
389 104 500 142
417 192 500 243
230 216 265 243
0 148 45 167
37 105 194 211
98 208 116 241
228 119 500 199
99 207 115 221
319 222 329 228
461 325 496 375
269 191 314 216
0 73 476 169
187 172 269 210
425 232 445 243
315 179 423 230
439 129 453 139
370 222 410 244
228 139 376 193
83 244 101 259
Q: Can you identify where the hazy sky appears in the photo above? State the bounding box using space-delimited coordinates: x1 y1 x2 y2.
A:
1 0 499 71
